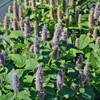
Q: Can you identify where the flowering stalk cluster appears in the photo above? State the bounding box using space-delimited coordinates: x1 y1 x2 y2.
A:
35 64 45 99
53 45 60 59
24 17 31 38
13 1 18 20
62 29 68 46
93 27 97 40
34 35 40 55
4 16 9 30
57 69 64 90
19 6 23 19
76 55 83 69
12 73 20 94
13 19 18 31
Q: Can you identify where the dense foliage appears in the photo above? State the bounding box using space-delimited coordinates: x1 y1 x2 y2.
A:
0 0 100 100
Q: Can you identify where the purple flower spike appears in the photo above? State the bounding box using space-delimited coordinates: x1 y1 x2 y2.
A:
93 27 97 40
34 35 40 55
39 88 45 99
79 62 90 87
4 16 9 30
57 69 64 90
1 50 8 60
24 17 31 38
19 6 23 19
53 45 60 60
12 73 20 94
41 24 48 42
0 53 5 67
13 1 18 20
13 19 18 31
35 64 43 91
76 55 83 69
88 8 94 28
34 21 39 36
62 29 68 46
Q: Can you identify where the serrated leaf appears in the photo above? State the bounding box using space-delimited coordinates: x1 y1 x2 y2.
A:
9 31 24 39
9 54 26 68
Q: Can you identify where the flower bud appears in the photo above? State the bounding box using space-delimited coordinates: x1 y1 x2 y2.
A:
93 27 97 40
12 73 20 94
19 6 23 19
69 15 72 26
75 38 79 48
78 14 82 28
4 16 9 30
57 69 64 89
8 5 12 13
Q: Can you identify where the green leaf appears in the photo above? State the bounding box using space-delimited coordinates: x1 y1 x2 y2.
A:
81 86 94 100
79 35 90 49
9 31 24 39
25 58 38 70
9 54 26 68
